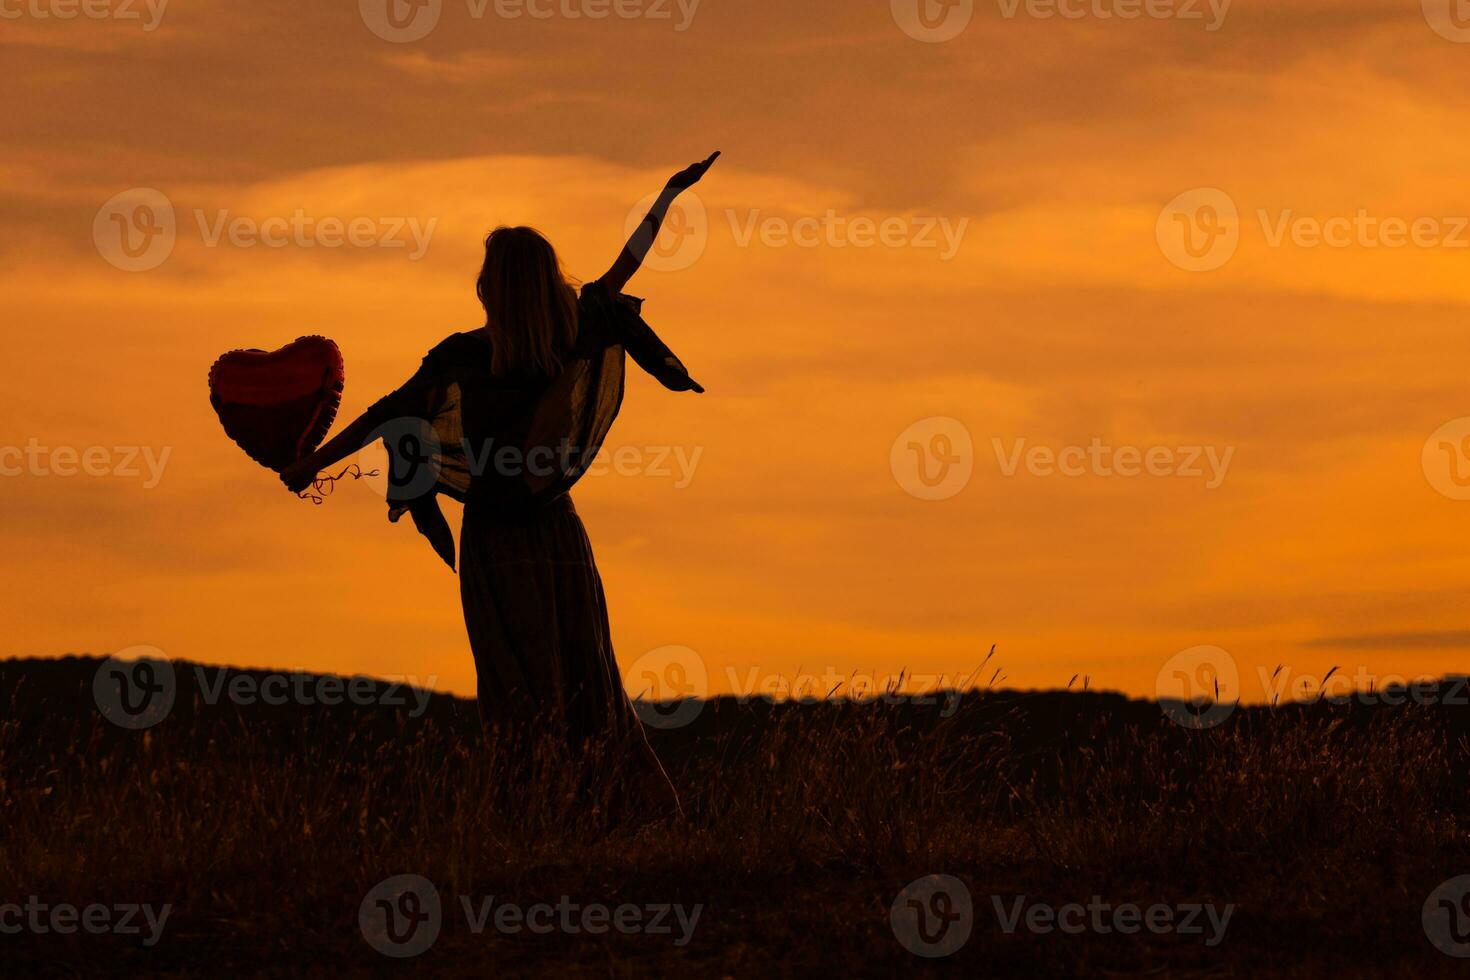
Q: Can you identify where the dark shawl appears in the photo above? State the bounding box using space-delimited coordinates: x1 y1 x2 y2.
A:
361 281 696 569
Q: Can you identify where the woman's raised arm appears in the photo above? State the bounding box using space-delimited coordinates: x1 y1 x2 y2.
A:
598 151 720 295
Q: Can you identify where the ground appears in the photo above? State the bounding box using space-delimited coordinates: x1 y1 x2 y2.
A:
2 656 1467 977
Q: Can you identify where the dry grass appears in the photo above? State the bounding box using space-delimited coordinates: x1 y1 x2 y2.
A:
1 656 1467 977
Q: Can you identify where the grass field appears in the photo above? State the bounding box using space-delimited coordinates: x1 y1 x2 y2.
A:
2 655 1468 977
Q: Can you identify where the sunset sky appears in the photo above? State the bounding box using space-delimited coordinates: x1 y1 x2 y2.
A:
5 0 1470 704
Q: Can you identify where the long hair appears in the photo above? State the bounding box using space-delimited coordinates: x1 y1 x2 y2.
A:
475 226 579 378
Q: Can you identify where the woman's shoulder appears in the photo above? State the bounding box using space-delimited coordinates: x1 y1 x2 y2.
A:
429 329 491 356
579 279 643 313
409 330 491 376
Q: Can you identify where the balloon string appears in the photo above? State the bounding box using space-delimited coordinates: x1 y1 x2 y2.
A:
296 463 380 505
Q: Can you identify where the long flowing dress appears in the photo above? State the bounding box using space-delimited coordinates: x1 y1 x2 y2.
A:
356 281 697 751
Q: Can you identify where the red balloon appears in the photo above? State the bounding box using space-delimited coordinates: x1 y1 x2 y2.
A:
208 336 345 473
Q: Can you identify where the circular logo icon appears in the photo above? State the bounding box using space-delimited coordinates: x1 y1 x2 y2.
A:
1423 0 1470 42
93 647 176 730
1424 875 1470 957
94 188 176 272
1156 187 1239 272
360 874 442 958
891 0 974 43
359 0 442 42
626 645 708 730
624 191 707 273
890 416 974 501
357 417 442 504
890 874 973 957
1157 645 1239 730
1423 417 1470 500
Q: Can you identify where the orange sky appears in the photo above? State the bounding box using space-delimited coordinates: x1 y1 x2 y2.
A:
5 0 1470 704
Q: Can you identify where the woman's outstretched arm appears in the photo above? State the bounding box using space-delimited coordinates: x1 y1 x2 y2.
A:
279 408 382 493
598 151 720 295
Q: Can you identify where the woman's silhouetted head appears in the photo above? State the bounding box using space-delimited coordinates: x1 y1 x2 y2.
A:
476 226 579 377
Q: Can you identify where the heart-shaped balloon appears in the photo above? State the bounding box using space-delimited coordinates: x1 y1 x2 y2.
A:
208 336 344 473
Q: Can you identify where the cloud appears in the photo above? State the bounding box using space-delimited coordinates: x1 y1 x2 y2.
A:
1305 631 1470 651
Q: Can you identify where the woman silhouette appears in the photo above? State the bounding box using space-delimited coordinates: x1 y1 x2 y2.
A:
281 152 720 807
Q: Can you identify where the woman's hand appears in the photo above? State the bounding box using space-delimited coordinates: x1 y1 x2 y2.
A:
653 356 705 394
665 151 721 193
601 152 722 293
280 455 320 494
